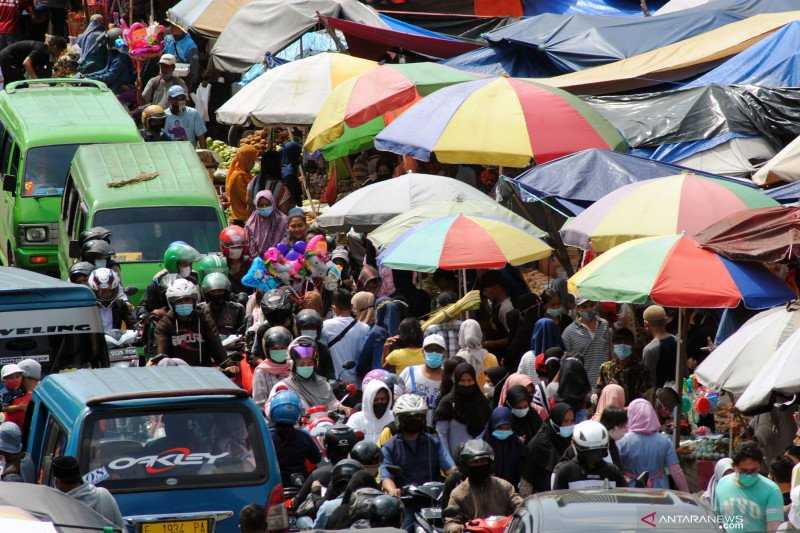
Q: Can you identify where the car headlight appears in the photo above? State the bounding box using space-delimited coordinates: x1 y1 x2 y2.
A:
24 226 47 242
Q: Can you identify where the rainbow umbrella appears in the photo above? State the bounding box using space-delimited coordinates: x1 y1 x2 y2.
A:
568 234 794 309
560 173 778 252
306 62 480 159
378 214 551 272
373 77 627 167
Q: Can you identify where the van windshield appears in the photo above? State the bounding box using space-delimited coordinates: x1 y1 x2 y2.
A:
93 206 222 262
23 144 79 197
80 406 266 492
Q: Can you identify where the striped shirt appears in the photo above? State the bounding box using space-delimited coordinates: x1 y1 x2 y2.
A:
425 320 463 359
561 318 611 386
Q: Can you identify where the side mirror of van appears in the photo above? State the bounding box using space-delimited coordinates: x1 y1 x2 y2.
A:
2 174 16 195
68 240 81 258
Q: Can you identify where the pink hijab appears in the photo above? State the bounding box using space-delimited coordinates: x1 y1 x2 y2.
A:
245 190 288 258
498 372 534 406
592 384 626 421
627 398 661 434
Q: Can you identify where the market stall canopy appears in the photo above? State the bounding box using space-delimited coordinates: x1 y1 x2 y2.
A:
375 77 626 168
567 234 794 309
736 319 800 411
317 173 493 232
216 53 376 126
695 304 800 395
167 0 251 37
442 45 545 77
524 0 665 16
656 0 711 15
209 0 385 73
377 214 551 272
535 10 800 94
767 181 800 204
560 173 778 252
485 0 798 74
753 134 800 185
695 206 800 263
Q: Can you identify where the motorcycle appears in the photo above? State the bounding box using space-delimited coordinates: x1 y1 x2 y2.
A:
464 516 512 533
401 481 445 533
283 472 307 531
104 329 139 367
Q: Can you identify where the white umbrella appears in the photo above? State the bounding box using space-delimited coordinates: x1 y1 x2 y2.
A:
736 324 800 411
316 174 495 232
215 52 376 126
695 304 800 395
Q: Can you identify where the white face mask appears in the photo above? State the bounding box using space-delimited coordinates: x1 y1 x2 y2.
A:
228 248 243 260
179 266 191 278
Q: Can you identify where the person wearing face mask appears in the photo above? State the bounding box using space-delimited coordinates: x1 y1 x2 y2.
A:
715 442 784 533
0 365 25 419
164 85 207 147
154 278 226 367
444 439 523 533
482 407 526 488
523 402 574 493
617 398 689 491
505 384 542 444
435 363 493 466
198 272 245 337
394 334 445 427
252 326 293 410
88 267 136 332
562 298 611 387
596 328 650 402
553 420 627 490
219 226 253 294
269 336 339 412
269 390 322 486
246 190 288 259
347 378 394 443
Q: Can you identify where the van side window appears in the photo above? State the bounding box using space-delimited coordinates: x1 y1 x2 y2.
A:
7 142 18 178
39 416 68 486
61 178 73 221
0 135 13 176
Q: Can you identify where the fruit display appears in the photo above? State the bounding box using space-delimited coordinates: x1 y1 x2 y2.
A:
678 435 730 461
240 129 269 151
209 139 236 168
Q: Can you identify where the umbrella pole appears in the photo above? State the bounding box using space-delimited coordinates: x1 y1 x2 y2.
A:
673 307 688 448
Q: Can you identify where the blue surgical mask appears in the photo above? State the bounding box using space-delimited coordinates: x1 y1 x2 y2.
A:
613 344 632 360
737 472 759 488
95 259 107 268
296 366 314 379
270 349 288 363
300 329 317 340
545 308 561 318
511 407 529 418
424 352 444 369
579 310 597 321
559 424 574 438
492 429 513 441
174 303 194 317
257 206 274 217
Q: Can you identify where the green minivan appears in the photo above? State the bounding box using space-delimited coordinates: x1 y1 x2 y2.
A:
58 141 226 304
0 79 142 273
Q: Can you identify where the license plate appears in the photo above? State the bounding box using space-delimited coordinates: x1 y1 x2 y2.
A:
141 520 210 533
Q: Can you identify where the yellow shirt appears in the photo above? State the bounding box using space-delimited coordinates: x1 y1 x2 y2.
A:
385 347 424 375
480 353 499 389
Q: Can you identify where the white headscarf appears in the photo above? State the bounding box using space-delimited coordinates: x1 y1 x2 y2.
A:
456 319 486 377
346 378 394 443
702 457 734 505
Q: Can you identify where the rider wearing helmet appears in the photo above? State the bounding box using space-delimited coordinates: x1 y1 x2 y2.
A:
138 241 200 324
79 226 111 246
194 254 230 285
552 420 626 490
68 261 95 285
153 277 226 366
140 104 168 142
368 495 403 529
350 440 382 477
198 272 245 337
295 308 334 379
443 439 523 533
268 336 338 412
252 326 293 409
270 390 322 486
88 268 136 330
219 226 252 293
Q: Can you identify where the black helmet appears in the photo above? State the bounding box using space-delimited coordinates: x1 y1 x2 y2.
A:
79 226 111 245
323 424 359 462
350 440 381 466
331 458 363 489
369 495 404 528
81 239 115 263
295 308 322 333
260 288 293 325
263 326 293 351
68 261 95 281
458 438 495 466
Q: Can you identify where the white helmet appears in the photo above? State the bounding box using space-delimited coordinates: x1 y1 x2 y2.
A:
166 277 199 308
88 267 119 291
393 393 427 416
572 420 609 451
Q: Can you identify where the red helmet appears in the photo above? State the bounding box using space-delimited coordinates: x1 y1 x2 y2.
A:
219 226 247 257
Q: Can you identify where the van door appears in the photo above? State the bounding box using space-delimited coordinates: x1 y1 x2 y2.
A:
0 125 11 265
38 414 68 485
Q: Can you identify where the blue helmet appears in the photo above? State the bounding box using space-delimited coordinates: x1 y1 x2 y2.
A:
270 390 302 425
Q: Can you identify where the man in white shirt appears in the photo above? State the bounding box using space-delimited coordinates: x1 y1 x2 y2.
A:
321 288 369 385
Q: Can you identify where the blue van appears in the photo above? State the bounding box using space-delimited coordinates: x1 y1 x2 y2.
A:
25 366 285 533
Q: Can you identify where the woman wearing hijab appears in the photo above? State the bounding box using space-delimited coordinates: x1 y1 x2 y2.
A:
617 398 689 491
556 358 591 422
505 385 542 444
225 145 259 224
246 190 288 259
441 356 466 399
252 327 293 410
456 319 499 388
77 14 108 74
498 373 534 407
702 457 734 505
352 291 375 325
347 378 393 443
531 317 565 356
592 384 626 422
435 363 492 465
483 406 526 488
484 366 509 408
523 402 574 494
268 338 337 412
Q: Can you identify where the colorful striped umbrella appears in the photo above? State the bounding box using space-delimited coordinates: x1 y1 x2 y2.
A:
305 62 480 158
378 214 552 272
373 76 627 167
560 173 778 252
568 234 794 309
